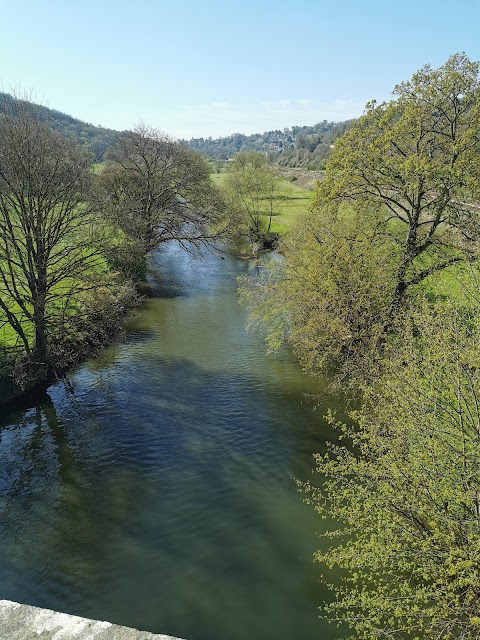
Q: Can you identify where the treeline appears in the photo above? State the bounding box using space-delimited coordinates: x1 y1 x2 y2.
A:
0 92 122 161
184 119 355 169
0 99 227 403
0 92 356 170
240 53 480 638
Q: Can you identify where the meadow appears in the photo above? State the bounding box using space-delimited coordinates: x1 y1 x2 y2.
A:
211 171 314 235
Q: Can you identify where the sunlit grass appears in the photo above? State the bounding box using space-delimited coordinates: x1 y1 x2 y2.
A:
211 172 313 236
270 181 313 234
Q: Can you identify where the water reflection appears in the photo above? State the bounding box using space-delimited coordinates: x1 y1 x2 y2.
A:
0 243 346 640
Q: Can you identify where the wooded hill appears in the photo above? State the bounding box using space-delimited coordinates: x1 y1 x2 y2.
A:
0 92 355 168
184 119 355 169
0 93 122 161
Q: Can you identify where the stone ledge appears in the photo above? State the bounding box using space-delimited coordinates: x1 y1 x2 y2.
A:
0 600 184 640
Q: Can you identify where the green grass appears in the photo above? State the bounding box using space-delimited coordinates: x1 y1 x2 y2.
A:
416 261 480 304
210 172 227 187
269 180 313 234
0 322 25 350
211 172 313 236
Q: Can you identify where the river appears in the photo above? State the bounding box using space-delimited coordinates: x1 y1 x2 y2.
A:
0 243 347 640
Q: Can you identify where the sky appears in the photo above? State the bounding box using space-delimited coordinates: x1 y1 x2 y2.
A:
1 0 480 139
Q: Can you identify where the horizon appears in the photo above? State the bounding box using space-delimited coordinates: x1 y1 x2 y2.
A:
1 0 479 138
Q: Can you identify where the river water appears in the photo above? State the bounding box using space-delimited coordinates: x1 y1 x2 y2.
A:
0 243 347 640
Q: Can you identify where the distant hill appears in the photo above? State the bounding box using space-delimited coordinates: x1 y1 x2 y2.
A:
0 93 122 161
0 93 355 168
184 119 355 169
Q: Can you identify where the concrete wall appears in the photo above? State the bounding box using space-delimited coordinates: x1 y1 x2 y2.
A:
0 600 185 640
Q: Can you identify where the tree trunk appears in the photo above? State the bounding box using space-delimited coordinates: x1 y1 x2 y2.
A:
32 295 47 366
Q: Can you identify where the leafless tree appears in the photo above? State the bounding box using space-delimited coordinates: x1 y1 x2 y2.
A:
95 124 227 255
0 97 103 373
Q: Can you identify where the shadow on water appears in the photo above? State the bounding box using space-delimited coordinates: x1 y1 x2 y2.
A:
0 242 349 640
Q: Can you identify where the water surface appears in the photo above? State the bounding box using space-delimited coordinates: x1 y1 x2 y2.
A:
0 244 346 640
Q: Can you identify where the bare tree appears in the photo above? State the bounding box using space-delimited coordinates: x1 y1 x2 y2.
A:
0 97 103 374
96 124 227 255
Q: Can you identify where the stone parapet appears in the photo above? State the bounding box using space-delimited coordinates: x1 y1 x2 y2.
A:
0 600 184 640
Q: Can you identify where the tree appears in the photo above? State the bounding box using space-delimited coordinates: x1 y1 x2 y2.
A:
316 53 480 315
239 206 399 385
95 124 226 257
240 54 480 385
0 98 103 373
223 151 281 254
308 296 480 638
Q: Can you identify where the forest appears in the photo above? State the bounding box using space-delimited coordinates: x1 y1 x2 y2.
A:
184 119 354 168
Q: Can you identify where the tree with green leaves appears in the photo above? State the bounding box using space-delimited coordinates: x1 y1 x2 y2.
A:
239 206 398 386
316 53 480 315
307 295 480 638
241 54 480 385
223 151 281 254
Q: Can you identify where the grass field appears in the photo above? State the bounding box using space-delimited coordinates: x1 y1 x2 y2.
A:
211 172 313 235
271 181 313 234
416 261 480 304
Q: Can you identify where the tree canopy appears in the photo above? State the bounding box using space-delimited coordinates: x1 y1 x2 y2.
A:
241 54 480 387
316 53 480 309
309 296 480 638
239 205 399 384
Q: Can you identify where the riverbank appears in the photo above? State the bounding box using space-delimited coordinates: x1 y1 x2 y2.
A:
0 283 139 407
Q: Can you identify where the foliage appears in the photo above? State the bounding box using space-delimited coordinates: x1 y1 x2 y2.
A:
185 120 354 168
308 296 480 638
47 281 139 370
316 53 480 309
95 124 227 256
239 205 399 385
241 53 480 387
223 151 282 254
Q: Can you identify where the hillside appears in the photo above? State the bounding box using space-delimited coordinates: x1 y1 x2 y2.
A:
0 93 122 161
184 119 355 169
0 93 354 168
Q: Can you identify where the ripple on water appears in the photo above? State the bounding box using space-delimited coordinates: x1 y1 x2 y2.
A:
0 244 348 640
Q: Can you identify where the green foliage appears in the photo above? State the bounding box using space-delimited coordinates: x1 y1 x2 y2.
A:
237 53 480 637
309 298 480 638
239 205 399 384
240 53 480 386
223 151 282 254
316 53 480 305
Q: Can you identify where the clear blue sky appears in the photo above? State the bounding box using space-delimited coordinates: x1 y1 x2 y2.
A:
1 0 479 138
